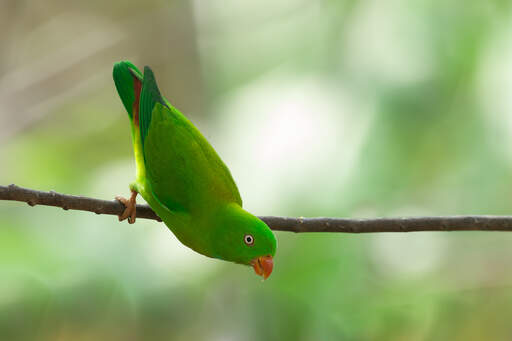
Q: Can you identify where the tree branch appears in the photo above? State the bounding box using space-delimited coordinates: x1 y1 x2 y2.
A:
1 184 512 233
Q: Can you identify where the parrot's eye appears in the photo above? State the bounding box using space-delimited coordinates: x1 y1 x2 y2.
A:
244 234 254 246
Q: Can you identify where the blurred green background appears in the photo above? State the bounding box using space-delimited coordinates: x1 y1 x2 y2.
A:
2 0 512 340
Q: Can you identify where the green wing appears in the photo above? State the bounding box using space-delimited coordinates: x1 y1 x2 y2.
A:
139 66 242 213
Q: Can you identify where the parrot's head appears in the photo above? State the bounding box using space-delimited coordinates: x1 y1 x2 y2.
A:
211 203 277 280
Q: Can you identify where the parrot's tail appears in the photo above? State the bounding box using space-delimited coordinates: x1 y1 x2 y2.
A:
113 61 143 125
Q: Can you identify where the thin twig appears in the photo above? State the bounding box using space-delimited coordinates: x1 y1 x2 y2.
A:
1 184 512 233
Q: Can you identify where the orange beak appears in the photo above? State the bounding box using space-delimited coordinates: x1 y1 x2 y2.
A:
251 255 273 280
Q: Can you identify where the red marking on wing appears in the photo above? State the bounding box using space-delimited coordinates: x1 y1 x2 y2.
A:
132 77 142 127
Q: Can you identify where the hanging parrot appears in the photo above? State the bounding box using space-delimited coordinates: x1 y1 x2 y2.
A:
112 61 276 279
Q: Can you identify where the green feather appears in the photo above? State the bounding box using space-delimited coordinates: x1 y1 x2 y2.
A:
113 61 143 120
139 66 167 146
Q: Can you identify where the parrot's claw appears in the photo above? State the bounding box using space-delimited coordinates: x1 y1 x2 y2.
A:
115 190 138 224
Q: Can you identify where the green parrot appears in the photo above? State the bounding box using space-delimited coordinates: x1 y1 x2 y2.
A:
113 61 276 279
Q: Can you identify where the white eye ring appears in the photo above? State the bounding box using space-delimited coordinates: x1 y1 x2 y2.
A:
244 234 254 246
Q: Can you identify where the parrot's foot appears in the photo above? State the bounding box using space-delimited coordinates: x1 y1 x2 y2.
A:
115 190 138 224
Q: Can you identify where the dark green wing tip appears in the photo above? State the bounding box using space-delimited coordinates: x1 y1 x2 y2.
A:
139 65 168 146
142 66 167 108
